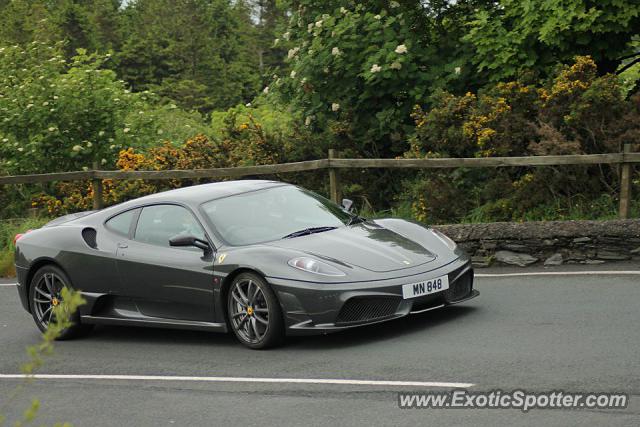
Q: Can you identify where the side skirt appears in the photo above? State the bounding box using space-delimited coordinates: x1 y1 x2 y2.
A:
80 315 227 333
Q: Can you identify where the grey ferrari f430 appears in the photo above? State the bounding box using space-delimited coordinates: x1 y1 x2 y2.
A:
14 180 478 349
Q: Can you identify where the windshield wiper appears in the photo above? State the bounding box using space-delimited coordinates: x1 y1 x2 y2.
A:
282 226 338 239
346 215 366 226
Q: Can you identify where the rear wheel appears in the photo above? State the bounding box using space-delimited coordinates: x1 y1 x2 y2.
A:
29 265 93 340
227 273 284 349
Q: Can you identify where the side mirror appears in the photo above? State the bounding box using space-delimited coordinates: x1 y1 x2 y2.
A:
169 235 211 252
341 198 354 212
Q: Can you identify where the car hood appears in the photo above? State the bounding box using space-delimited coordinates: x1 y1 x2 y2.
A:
266 222 436 272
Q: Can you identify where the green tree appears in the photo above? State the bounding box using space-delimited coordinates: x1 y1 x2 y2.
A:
465 0 640 80
0 0 123 57
0 44 153 174
117 0 261 113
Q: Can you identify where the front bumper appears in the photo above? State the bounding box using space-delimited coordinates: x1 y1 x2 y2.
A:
268 257 478 336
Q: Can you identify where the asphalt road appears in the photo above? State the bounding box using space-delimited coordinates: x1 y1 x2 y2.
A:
1 268 639 426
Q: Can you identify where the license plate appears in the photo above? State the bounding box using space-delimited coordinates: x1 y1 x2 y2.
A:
402 275 449 299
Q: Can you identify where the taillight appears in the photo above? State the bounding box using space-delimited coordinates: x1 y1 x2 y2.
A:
13 229 33 246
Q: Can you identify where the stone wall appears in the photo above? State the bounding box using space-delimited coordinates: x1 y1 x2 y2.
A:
434 219 640 268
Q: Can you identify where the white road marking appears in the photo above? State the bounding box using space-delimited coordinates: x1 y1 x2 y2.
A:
0 374 474 388
0 283 17 287
476 270 640 278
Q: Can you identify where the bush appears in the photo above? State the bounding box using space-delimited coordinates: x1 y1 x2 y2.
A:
0 217 51 277
404 57 640 223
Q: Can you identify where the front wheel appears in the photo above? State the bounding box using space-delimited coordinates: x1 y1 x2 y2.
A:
227 273 284 349
29 265 93 340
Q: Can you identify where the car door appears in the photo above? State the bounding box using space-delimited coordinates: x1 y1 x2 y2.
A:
115 203 216 322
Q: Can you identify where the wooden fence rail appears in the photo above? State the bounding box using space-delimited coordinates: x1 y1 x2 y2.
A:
1 145 637 218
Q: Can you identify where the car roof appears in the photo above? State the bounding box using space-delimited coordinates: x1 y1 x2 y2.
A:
110 179 287 210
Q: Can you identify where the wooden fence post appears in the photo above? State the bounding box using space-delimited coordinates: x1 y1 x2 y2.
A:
91 161 103 210
328 149 340 203
619 143 633 219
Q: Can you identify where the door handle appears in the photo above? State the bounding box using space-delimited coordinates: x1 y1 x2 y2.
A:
117 243 128 249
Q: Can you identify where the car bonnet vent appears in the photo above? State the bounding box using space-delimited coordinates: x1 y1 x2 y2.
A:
81 227 98 249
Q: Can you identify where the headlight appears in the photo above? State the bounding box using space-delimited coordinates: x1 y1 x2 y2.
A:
432 229 457 250
288 257 346 276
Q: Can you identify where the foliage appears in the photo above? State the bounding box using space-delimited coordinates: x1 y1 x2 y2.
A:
0 217 52 277
0 43 158 174
116 0 262 113
465 0 640 79
274 1 441 157
405 57 640 223
1 1 640 224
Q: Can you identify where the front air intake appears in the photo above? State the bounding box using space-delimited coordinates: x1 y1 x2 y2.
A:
336 296 401 325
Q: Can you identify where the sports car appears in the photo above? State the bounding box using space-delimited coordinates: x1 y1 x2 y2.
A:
14 180 478 349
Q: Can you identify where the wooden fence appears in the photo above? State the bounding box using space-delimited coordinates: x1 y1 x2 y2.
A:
1 144 638 218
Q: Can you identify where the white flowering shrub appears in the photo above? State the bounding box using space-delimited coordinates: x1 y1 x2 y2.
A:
271 1 443 157
0 43 154 174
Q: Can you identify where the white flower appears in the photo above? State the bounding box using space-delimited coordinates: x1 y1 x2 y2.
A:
17 147 24 152
109 144 116 150
331 103 340 112
370 64 382 73
123 127 130 133
245 102 252 107
274 38 280 46
454 66 461 75
390 61 402 70
395 44 408 54
390 1 400 8
308 49 314 55
53 95 58 100
157 129 163 135
263 86 269 94
82 166 89 171
315 20 323 28
42 101 49 106
72 145 82 152
305 116 313 126
98 130 105 136
287 47 300 59
101 158 107 165
307 23 314 33
26 104 33 109
374 14 381 20
283 31 290 41
340 7 347 14
2 138 8 142
331 47 341 56
290 70 297 78
48 127 56 132
86 141 92 148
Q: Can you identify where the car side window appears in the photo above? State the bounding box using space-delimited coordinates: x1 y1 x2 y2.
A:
134 205 206 248
105 209 138 237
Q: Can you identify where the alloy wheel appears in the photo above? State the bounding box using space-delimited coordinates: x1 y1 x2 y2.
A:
32 272 64 328
229 279 270 344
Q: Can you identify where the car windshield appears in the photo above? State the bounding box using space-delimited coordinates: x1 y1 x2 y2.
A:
201 185 352 246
